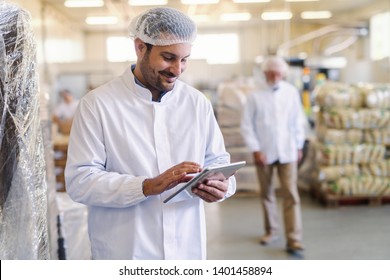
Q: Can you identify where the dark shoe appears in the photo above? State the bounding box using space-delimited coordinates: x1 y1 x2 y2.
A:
260 234 279 245
286 241 304 255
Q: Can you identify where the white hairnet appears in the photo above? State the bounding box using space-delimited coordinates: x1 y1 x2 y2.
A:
262 56 289 74
129 7 197 46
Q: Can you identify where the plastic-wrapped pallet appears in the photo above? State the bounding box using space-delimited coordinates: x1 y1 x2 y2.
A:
56 192 91 260
0 2 49 259
313 81 390 203
216 77 258 193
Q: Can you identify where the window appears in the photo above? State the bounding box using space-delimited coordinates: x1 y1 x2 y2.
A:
370 12 390 60
106 33 240 64
191 33 240 64
106 36 136 62
45 38 83 62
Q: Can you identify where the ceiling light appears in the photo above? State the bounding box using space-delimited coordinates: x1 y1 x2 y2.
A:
233 0 270 3
128 0 167 5
301 11 332 19
64 0 104 8
261 11 292 20
220 12 251 21
285 0 319 2
306 56 347 69
85 16 118 25
181 0 219 4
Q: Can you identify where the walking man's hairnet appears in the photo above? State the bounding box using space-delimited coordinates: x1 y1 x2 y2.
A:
262 56 289 74
129 7 197 46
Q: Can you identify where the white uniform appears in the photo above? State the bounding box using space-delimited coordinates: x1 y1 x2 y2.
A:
54 100 79 120
241 80 306 163
240 80 306 245
65 66 236 260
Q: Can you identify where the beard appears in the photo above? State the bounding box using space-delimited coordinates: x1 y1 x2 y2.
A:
139 52 175 93
267 79 280 88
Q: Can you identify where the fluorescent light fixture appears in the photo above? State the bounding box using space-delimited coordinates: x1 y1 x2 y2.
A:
233 0 270 3
85 16 118 25
181 0 219 4
306 56 347 69
128 0 167 5
220 12 251 21
64 0 104 8
285 0 319 2
261 11 292 20
301 11 332 19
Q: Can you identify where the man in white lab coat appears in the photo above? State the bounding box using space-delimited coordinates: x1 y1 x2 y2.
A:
52 89 79 134
241 56 306 255
65 7 236 260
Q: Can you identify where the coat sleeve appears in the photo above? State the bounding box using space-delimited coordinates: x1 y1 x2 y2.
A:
293 90 306 150
240 93 261 152
64 97 147 208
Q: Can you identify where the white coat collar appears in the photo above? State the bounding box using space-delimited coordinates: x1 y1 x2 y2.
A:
121 65 174 103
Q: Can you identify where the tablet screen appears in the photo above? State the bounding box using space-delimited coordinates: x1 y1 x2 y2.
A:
163 161 246 203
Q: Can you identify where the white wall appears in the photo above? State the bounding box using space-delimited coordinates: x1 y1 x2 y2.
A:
11 0 86 106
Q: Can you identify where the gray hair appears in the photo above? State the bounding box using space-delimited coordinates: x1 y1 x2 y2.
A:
262 56 289 74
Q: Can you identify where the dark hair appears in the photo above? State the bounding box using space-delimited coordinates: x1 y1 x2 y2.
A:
145 42 153 51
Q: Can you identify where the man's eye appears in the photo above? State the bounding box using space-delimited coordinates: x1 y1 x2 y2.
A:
163 56 174 61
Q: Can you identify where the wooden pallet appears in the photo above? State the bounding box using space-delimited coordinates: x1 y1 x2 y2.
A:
310 185 390 207
54 143 68 192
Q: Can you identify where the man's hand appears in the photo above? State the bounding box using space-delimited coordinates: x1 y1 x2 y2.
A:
253 151 267 167
192 175 229 203
298 149 303 163
143 161 201 197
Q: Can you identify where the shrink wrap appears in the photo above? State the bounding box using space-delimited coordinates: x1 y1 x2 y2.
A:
0 2 48 259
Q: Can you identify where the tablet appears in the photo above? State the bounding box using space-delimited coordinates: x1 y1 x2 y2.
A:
163 161 246 203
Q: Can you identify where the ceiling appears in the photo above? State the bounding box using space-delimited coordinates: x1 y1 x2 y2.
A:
42 0 389 32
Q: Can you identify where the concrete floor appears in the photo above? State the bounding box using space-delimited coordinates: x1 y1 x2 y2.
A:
205 192 390 260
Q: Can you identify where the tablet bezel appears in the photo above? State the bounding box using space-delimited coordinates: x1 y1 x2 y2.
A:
163 161 246 203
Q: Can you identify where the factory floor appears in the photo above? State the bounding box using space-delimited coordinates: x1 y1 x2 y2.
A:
205 191 390 260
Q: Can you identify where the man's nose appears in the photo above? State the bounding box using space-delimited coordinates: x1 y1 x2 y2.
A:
170 61 184 76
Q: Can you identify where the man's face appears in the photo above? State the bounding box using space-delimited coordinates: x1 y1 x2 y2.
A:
138 43 192 94
62 92 73 103
264 70 284 87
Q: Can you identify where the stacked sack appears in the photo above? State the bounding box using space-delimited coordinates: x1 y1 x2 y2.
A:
313 82 390 197
216 77 259 193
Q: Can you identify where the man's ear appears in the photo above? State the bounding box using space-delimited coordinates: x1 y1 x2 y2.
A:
134 38 147 57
